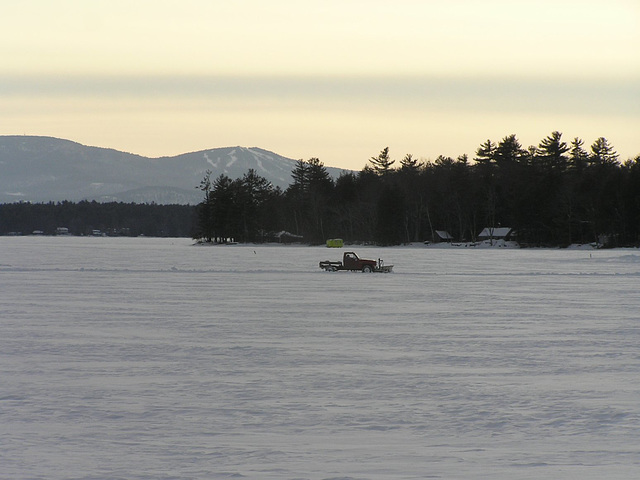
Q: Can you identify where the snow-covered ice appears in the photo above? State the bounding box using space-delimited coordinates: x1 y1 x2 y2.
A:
1 237 639 479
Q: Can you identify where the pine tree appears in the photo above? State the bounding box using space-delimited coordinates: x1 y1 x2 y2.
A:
306 157 333 190
195 170 214 242
569 137 589 171
210 174 236 243
590 137 619 166
290 159 309 193
537 131 569 171
474 139 497 164
238 169 273 242
495 134 525 165
285 158 333 242
399 153 420 172
369 147 395 175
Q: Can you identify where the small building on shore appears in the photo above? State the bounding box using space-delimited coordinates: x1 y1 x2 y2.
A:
478 227 513 242
434 230 454 243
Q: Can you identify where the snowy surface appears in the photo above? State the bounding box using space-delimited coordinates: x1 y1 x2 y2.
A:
1 237 639 480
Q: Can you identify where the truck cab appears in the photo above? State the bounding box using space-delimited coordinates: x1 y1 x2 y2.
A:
343 251 376 271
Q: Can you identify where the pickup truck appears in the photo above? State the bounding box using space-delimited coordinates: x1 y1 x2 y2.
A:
319 251 393 273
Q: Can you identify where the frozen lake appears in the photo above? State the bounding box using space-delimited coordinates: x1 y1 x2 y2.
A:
1 237 639 479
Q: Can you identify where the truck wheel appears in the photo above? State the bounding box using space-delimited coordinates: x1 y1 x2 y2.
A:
362 265 373 273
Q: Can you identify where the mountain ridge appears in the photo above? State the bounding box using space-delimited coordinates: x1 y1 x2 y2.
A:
0 136 349 204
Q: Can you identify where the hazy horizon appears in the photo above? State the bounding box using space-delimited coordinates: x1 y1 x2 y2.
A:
2 0 638 170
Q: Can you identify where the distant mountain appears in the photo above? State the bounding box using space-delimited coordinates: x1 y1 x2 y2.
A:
0 136 349 204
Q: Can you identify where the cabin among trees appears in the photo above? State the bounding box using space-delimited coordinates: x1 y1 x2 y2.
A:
478 227 513 243
433 230 454 243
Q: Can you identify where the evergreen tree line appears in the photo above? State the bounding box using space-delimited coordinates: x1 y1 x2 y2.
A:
0 201 196 237
195 132 640 247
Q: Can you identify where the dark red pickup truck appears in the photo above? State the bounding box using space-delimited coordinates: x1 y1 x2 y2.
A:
319 251 393 273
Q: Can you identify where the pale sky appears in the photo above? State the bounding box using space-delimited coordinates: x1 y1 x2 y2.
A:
2 0 639 170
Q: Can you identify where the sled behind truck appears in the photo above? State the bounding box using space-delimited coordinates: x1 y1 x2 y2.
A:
319 251 393 273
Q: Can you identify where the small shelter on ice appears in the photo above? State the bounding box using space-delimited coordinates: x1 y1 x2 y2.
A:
478 227 513 242
326 238 344 248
